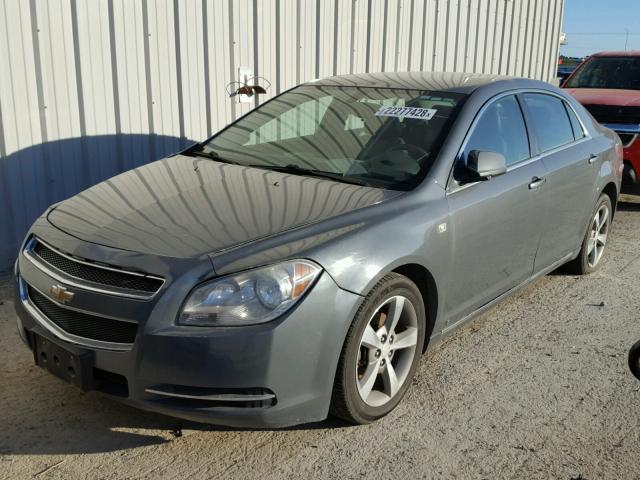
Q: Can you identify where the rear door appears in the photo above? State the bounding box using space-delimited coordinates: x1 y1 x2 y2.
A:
520 93 602 272
444 94 548 325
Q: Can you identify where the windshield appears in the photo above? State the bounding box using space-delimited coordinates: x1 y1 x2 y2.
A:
201 85 466 190
565 56 640 90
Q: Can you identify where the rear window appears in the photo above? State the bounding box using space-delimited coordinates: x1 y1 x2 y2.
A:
565 56 640 90
522 94 575 153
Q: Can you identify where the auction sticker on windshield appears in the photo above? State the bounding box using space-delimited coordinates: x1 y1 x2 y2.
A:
375 106 437 120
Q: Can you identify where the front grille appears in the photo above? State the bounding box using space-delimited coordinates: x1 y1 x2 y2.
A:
28 286 138 344
32 239 163 294
584 104 640 124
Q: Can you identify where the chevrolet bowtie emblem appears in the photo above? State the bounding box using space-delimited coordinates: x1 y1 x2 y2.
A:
50 285 75 304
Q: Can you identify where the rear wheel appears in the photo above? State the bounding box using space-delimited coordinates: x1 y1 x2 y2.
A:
565 194 612 275
330 273 426 424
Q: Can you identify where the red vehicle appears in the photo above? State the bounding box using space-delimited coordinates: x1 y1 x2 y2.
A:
563 51 640 186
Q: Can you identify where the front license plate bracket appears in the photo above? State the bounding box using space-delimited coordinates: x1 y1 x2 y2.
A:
32 331 95 391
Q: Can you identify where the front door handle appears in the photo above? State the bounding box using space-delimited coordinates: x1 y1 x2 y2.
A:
528 177 546 190
588 154 598 164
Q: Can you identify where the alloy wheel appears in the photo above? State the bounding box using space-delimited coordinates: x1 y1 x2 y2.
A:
356 295 419 407
587 203 609 268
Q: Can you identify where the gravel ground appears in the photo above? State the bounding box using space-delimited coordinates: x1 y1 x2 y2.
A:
1 194 639 480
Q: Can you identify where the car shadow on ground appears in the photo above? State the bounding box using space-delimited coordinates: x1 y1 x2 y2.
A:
619 183 640 207
0 380 352 456
618 199 640 212
0 281 350 457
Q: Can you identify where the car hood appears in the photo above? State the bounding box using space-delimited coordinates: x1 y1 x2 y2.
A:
47 155 396 258
564 88 640 107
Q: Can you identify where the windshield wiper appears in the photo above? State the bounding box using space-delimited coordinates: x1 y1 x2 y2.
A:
184 145 241 165
248 164 374 187
184 149 375 187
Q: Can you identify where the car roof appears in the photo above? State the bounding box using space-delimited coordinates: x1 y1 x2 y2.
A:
589 50 640 57
308 71 549 94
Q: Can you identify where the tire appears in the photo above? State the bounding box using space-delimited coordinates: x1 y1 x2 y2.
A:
565 193 612 275
629 340 640 381
330 273 426 424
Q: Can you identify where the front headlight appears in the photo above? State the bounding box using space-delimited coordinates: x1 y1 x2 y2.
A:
178 260 322 326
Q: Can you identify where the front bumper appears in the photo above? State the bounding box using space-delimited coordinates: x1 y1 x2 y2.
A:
14 225 363 428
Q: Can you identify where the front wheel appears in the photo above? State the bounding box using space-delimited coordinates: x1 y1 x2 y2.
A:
565 193 612 275
330 273 426 424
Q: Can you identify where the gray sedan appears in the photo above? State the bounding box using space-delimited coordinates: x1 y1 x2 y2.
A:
13 72 623 427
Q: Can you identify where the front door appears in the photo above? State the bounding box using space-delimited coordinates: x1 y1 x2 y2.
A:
443 94 548 325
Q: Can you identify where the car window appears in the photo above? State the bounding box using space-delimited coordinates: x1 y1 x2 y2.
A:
564 102 585 140
463 95 530 167
522 93 575 153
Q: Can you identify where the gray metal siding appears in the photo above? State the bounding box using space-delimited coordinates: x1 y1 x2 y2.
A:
0 0 564 271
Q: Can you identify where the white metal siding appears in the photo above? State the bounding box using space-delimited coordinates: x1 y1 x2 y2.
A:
0 0 564 270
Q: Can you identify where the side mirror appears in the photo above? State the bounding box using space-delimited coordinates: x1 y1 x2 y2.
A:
466 150 507 179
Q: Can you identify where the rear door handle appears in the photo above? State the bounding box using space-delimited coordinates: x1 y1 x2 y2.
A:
588 154 598 164
528 177 546 190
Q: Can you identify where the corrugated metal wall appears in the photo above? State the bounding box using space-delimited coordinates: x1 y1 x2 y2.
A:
0 0 564 271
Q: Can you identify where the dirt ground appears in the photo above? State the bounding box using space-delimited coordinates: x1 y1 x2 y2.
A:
1 194 639 480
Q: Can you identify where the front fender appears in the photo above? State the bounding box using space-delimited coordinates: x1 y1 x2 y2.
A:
210 192 451 327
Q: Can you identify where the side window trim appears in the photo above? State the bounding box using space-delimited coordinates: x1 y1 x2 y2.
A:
515 92 540 157
563 100 587 140
564 100 590 139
